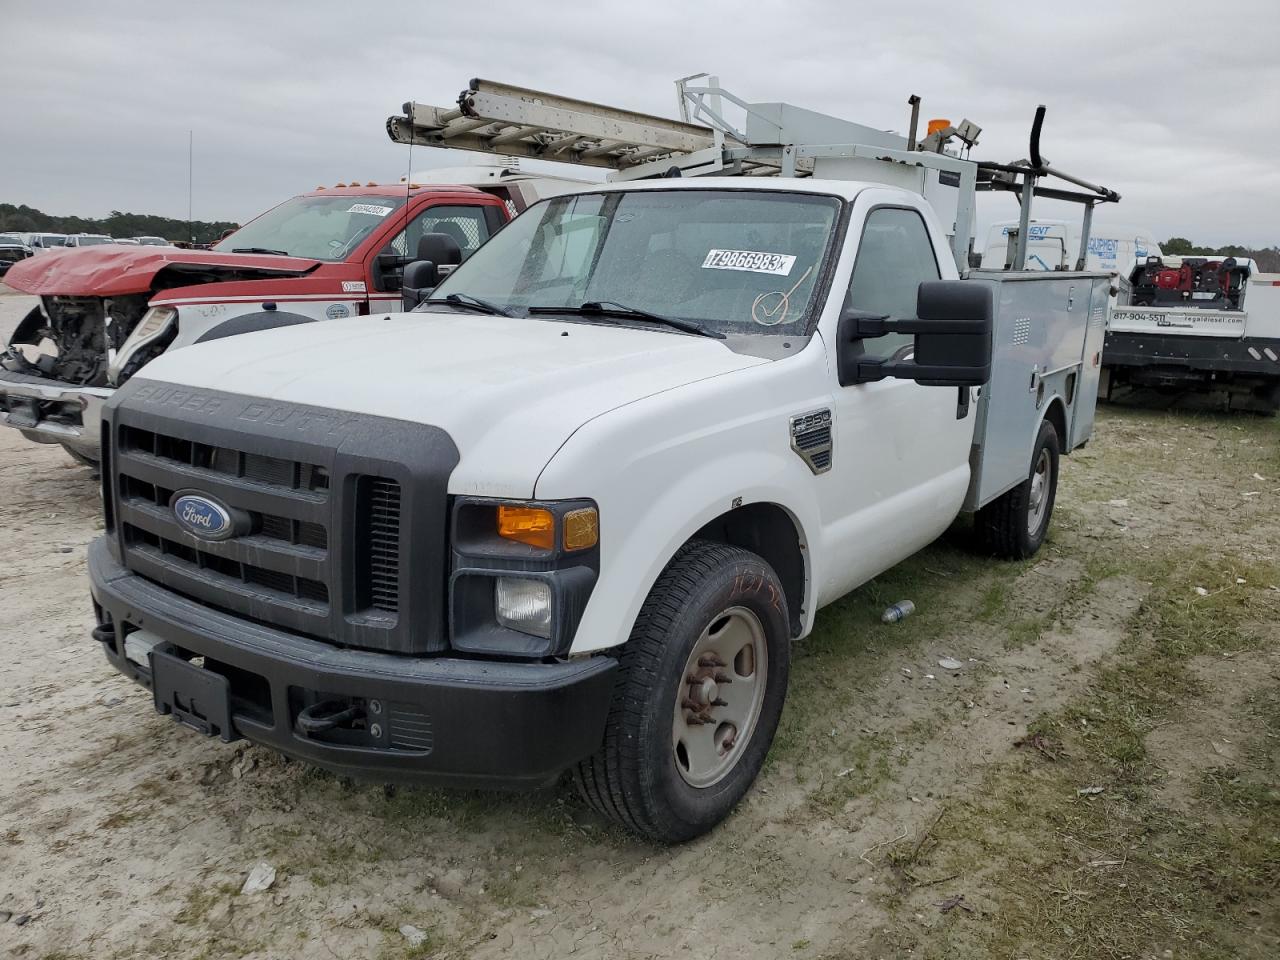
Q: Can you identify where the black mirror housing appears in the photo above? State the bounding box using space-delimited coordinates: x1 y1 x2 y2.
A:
836 280 993 387
416 232 462 267
373 252 410 293
401 260 439 311
911 281 994 386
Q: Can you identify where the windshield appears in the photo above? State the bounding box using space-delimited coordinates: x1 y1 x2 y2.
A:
38 235 66 246
430 189 841 337
75 236 113 246
136 237 168 245
212 193 407 261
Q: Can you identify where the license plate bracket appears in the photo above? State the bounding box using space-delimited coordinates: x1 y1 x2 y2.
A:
150 650 239 742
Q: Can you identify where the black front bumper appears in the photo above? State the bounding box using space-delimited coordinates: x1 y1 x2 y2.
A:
89 538 617 788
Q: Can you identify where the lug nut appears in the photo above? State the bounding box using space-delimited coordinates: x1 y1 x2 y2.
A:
714 723 738 753
698 654 727 668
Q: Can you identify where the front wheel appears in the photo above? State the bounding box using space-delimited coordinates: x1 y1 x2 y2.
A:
574 540 791 843
975 419 1060 559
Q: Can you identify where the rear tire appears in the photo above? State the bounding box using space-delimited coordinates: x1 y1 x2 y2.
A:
573 539 790 843
975 419 1060 559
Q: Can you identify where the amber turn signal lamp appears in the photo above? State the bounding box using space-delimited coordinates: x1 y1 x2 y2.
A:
497 505 555 549
563 507 599 551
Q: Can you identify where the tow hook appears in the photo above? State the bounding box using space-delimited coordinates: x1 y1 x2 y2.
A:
296 700 366 735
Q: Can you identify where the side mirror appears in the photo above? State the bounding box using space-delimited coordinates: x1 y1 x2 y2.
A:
836 280 993 387
374 252 411 292
415 232 462 268
402 260 439 311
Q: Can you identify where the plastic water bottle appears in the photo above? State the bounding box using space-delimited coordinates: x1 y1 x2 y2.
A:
881 600 916 624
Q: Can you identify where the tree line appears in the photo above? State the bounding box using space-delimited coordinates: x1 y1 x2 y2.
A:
4 201 1277 271
1161 238 1280 273
0 203 239 245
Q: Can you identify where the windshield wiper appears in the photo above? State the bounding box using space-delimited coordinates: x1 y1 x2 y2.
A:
527 300 725 339
421 292 514 317
231 246 291 257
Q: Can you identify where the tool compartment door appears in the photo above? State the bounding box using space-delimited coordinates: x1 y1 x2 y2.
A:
963 272 1105 510
1070 277 1111 449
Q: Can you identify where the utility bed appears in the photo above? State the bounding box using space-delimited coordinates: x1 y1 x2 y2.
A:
964 271 1111 510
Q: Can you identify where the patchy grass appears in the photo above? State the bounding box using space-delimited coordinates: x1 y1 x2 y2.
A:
173 882 239 926
888 544 1280 959
771 537 1006 767
376 920 447 960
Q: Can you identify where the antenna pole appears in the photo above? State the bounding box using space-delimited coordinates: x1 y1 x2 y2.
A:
187 129 194 245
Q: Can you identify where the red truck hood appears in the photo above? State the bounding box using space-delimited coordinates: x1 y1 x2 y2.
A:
4 246 321 297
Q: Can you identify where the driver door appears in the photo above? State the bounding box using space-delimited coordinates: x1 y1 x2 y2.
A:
817 194 976 600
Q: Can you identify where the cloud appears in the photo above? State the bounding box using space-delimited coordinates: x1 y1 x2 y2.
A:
4 0 1277 246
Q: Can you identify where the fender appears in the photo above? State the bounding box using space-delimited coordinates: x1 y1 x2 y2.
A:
533 342 834 655
7 306 45 347
550 444 823 656
1042 394 1069 446
194 310 318 344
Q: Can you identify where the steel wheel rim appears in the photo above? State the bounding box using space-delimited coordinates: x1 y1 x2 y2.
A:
1027 448 1051 535
672 605 768 789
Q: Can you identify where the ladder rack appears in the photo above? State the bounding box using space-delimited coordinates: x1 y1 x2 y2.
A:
387 76 1121 274
387 78 728 174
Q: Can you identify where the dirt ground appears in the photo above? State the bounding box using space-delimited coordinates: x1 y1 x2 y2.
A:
0 283 1276 960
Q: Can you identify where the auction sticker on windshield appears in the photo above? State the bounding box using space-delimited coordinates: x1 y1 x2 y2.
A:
347 204 395 217
702 249 797 276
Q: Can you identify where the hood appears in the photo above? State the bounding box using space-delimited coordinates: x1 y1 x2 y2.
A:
3 246 320 297
136 311 765 497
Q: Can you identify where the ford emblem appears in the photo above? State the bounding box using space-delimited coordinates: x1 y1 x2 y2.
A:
171 491 237 541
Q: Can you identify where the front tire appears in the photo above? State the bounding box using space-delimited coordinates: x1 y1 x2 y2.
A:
574 540 791 843
975 419 1060 559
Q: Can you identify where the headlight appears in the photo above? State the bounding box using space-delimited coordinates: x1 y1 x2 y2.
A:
494 577 553 638
450 498 600 657
108 306 177 383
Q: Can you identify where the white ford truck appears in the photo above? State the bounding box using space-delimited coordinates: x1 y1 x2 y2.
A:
88 78 1117 841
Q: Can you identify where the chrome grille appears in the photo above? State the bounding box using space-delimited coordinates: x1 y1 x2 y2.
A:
122 525 329 608
122 426 330 492
107 389 451 656
113 425 334 640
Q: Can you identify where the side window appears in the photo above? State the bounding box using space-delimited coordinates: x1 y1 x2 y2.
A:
846 208 941 357
383 205 493 262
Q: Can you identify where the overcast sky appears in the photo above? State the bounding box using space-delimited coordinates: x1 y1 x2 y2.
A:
5 0 1279 246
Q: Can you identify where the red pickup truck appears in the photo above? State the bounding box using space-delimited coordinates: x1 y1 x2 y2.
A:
0 178 546 463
